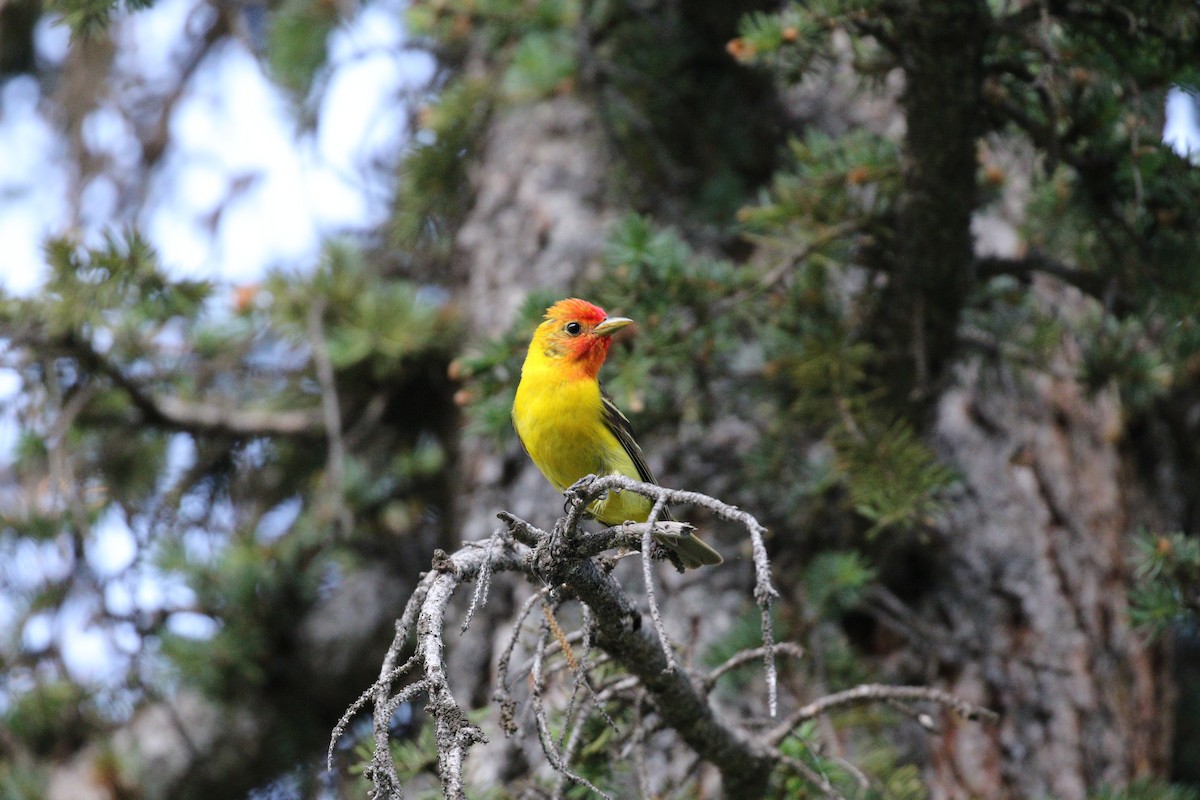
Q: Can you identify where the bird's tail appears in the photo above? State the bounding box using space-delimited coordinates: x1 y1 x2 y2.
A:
652 525 724 569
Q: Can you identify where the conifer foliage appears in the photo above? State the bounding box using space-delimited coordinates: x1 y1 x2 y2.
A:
1 0 1199 798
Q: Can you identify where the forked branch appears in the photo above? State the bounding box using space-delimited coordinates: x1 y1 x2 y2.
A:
330 476 997 799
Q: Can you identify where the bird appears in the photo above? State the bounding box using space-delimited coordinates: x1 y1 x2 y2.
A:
512 298 723 569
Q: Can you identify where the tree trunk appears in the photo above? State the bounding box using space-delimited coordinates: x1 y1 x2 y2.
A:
454 96 618 340
885 0 987 403
919 279 1169 798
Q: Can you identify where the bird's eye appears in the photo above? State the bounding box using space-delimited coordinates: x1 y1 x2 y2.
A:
565 321 583 336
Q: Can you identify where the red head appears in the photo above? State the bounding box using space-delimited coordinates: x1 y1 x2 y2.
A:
530 298 634 379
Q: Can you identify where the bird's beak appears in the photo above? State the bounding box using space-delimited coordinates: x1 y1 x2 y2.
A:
592 316 634 337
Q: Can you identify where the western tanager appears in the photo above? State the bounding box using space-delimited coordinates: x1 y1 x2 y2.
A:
512 298 723 569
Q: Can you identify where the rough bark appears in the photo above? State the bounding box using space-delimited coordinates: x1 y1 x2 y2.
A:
454 96 618 338
920 279 1168 799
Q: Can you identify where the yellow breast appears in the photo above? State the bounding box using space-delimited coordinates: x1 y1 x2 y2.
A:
512 363 651 525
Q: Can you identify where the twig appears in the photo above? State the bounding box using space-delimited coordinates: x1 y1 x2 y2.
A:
564 474 781 718
531 612 614 799
758 602 780 720
975 251 1115 307
461 528 505 632
44 363 96 543
592 675 640 705
631 692 653 800
326 653 420 771
573 521 697 558
640 496 678 674
23 329 323 438
831 755 872 792
495 586 554 735
769 684 1000 745
576 603 621 733
496 510 546 547
559 479 596 542
885 698 939 732
416 564 487 799
367 579 433 797
334 540 531 799
703 643 806 692
551 692 597 800
547 606 592 754
740 220 863 297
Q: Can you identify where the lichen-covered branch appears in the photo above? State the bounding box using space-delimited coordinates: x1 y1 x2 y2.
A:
332 477 998 799
559 473 782 717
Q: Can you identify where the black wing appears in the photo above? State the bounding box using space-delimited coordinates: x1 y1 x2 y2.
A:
600 386 724 567
599 384 655 484
600 385 676 521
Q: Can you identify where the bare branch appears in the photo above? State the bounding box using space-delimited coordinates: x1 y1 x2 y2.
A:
573 603 622 734
703 643 807 693
593 675 640 705
831 755 872 792
498 512 698 559
326 654 420 772
149 396 324 437
339 479 997 800
576 521 698 557
640 496 678 674
552 691 598 800
562 474 781 717
531 610 614 800
415 557 496 799
349 539 532 799
769 683 1000 745
976 251 1120 309
495 585 553 736
496 510 546 547
630 693 653 800
507 510 777 796
460 528 505 632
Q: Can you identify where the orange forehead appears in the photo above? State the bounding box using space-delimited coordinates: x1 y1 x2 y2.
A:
545 298 608 326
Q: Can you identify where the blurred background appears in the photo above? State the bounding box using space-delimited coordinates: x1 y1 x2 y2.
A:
1 0 1199 797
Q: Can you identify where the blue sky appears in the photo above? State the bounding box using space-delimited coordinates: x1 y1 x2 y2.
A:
0 0 433 295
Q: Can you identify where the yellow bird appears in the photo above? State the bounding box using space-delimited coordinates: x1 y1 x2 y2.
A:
512 298 722 569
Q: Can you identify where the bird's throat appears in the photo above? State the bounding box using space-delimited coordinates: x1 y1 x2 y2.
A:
543 336 611 381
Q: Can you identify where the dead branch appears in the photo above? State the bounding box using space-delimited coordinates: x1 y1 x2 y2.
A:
768 683 1001 745
559 474 781 717
703 643 807 693
640 496 677 673
332 476 998 799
